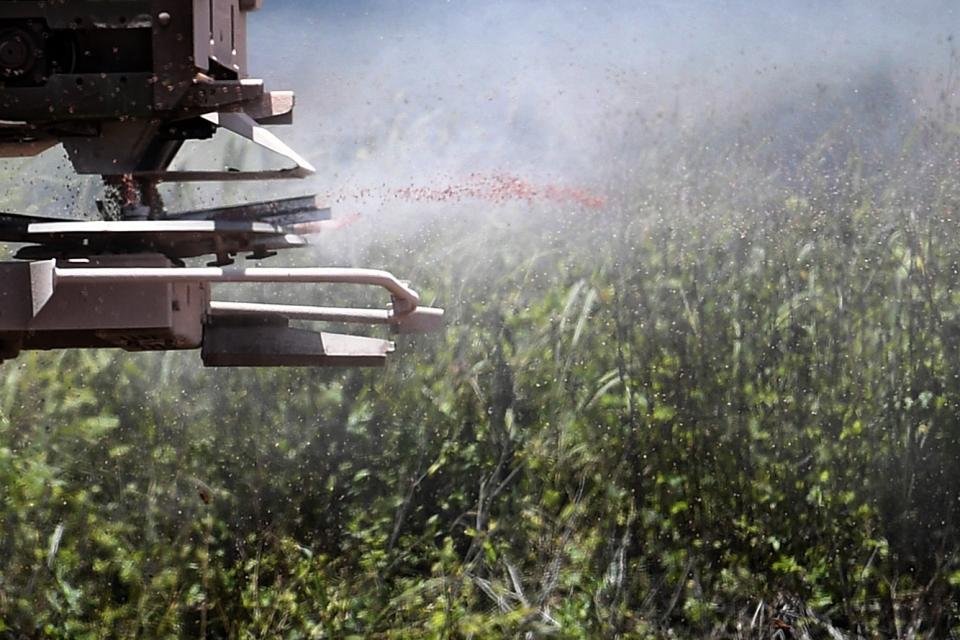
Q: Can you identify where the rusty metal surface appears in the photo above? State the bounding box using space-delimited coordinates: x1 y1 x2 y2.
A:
0 0 298 178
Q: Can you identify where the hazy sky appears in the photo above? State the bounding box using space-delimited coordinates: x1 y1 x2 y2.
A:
240 1 957 191
2 1 956 217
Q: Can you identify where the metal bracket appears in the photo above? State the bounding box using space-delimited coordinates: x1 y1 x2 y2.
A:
134 112 316 182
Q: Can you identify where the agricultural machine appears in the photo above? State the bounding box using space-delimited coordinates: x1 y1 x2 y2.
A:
0 0 442 366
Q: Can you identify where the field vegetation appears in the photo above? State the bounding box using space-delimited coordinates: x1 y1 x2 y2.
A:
1 74 960 638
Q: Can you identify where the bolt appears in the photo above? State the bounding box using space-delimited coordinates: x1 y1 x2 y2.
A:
157 11 171 27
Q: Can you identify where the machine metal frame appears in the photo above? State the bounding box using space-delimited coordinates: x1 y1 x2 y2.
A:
0 0 443 367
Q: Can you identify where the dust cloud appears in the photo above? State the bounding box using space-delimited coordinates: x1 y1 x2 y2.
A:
185 1 957 230
0 1 955 230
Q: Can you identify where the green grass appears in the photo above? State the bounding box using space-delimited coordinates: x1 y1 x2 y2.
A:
1 111 960 638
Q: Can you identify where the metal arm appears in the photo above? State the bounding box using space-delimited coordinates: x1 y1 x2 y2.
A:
48 265 422 313
208 301 445 334
30 261 436 324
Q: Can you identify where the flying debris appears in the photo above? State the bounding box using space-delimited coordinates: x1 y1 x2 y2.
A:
0 0 443 367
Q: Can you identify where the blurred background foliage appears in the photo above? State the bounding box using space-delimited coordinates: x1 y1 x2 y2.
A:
2 84 960 640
